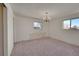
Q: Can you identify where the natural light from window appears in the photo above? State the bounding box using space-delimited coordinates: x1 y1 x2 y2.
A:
33 22 41 29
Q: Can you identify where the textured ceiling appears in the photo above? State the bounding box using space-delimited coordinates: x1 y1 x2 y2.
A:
10 3 79 20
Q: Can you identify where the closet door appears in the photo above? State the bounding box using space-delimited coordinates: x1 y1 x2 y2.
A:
0 4 4 56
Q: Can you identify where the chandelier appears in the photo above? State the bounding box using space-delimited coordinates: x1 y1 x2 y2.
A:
43 11 50 23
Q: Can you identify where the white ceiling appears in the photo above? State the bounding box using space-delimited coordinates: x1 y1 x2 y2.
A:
10 3 79 19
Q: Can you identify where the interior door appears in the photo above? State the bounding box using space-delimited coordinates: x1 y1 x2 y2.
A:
0 4 4 56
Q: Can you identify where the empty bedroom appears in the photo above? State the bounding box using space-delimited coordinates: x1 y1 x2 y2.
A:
1 3 79 56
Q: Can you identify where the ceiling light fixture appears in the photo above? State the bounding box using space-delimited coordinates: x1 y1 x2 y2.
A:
43 11 50 23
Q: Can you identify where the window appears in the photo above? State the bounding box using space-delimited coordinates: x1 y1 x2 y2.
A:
63 18 79 30
71 18 79 29
33 22 41 30
63 20 70 29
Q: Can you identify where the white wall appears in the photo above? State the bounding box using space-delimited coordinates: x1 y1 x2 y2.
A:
14 14 48 42
49 13 79 46
5 3 14 56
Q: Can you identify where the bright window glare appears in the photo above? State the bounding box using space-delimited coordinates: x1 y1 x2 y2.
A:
33 22 41 29
34 22 41 27
63 20 70 29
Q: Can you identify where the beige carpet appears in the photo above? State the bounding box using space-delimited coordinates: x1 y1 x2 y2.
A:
11 37 79 56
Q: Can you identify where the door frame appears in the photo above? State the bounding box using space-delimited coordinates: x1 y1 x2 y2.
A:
0 3 7 56
3 3 7 56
